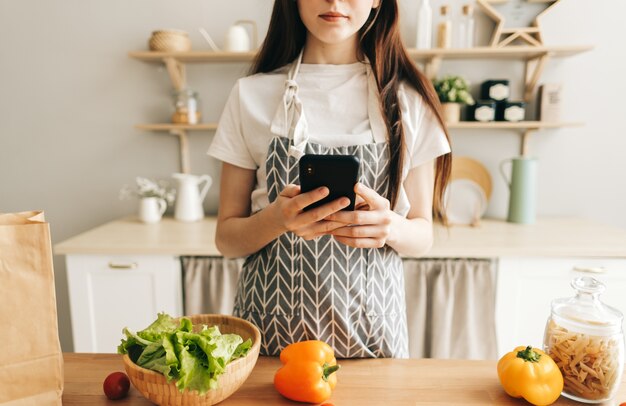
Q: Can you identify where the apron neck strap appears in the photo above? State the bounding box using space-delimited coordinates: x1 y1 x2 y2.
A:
287 50 304 82
270 51 388 159
269 50 308 160
365 62 388 144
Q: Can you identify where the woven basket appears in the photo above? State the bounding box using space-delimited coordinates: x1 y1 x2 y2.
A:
149 30 191 52
122 314 261 406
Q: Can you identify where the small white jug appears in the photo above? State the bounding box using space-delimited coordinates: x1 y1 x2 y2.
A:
138 197 166 224
172 173 212 222
224 20 258 52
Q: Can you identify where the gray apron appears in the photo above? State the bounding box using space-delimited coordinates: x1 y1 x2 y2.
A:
233 53 409 358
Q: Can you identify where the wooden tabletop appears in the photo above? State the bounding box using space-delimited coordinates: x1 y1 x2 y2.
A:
54 216 626 258
63 353 626 405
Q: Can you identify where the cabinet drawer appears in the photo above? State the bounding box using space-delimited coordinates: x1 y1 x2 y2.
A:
495 257 626 358
66 254 183 353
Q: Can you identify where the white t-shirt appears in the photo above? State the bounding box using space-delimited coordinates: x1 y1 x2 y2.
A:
208 62 451 216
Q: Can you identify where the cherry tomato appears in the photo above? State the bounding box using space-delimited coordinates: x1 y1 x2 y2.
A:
103 371 130 400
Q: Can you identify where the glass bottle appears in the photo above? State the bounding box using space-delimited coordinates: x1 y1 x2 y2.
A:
436 5 452 49
543 276 624 403
416 0 433 50
458 4 475 48
172 89 201 125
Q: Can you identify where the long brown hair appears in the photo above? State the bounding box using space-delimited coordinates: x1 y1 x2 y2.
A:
251 0 451 221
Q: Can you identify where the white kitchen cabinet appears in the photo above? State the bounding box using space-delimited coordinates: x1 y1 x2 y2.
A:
66 254 183 353
495 257 626 358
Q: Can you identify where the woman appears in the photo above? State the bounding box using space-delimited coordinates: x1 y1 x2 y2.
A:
208 0 451 358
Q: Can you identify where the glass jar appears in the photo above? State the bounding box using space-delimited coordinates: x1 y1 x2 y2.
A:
172 89 201 124
543 276 624 403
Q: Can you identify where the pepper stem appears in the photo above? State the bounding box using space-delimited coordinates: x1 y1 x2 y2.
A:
516 345 542 363
322 363 341 381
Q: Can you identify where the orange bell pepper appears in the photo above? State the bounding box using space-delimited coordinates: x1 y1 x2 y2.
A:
274 340 340 404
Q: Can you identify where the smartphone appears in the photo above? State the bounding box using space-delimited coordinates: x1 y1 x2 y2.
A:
298 154 360 211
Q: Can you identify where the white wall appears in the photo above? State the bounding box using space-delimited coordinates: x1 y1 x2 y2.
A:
1 1 624 351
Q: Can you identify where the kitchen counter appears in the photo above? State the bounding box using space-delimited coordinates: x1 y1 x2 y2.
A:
54 216 626 356
55 216 626 258
63 353 625 405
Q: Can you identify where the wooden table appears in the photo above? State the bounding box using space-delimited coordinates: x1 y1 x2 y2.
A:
63 353 626 405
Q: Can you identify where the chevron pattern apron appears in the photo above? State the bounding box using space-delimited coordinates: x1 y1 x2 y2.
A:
233 53 409 358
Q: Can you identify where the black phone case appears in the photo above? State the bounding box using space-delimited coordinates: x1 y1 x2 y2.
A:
298 154 360 211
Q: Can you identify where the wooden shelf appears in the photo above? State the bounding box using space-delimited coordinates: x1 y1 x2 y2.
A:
136 121 582 133
408 45 593 60
447 121 583 130
446 121 584 156
129 45 593 102
135 121 582 169
135 124 218 174
135 123 217 131
129 51 256 63
129 45 592 63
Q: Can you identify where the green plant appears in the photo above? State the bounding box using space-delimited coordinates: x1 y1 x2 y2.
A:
433 75 475 105
119 177 176 205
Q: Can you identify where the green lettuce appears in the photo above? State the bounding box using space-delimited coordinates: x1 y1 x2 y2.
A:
118 313 252 395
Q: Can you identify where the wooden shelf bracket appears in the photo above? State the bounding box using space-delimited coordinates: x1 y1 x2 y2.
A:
425 56 442 80
524 53 550 102
520 128 538 157
164 57 186 91
168 128 190 174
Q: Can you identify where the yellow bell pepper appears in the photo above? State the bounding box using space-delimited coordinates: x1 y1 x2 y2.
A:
497 345 563 406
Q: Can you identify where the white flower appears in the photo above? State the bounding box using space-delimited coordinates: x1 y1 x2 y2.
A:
119 177 176 207
448 88 457 102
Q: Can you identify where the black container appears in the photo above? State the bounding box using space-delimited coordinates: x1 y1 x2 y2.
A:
495 100 526 122
468 100 496 122
481 79 510 101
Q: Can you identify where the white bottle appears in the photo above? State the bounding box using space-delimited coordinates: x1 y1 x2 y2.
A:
416 0 433 49
458 4 475 48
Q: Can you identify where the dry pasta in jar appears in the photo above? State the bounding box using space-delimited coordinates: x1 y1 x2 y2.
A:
545 319 623 401
543 276 624 404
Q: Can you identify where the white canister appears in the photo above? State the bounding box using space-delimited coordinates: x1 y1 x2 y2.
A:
138 197 166 224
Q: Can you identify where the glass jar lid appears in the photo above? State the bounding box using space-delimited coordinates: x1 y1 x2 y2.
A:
551 276 623 335
172 88 199 99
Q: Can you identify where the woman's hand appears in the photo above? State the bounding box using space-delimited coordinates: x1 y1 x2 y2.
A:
324 183 393 248
267 184 350 240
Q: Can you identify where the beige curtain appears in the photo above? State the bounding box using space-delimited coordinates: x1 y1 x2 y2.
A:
182 256 497 360
182 256 244 317
403 258 498 360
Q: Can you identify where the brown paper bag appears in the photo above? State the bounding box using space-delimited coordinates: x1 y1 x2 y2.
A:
0 211 63 405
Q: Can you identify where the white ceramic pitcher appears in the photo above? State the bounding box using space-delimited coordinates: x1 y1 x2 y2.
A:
225 20 257 52
138 197 166 224
172 173 212 222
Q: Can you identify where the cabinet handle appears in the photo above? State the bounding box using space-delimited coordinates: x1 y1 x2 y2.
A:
573 266 606 274
108 261 138 270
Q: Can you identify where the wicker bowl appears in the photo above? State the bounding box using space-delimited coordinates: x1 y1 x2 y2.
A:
122 314 261 406
149 29 191 52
